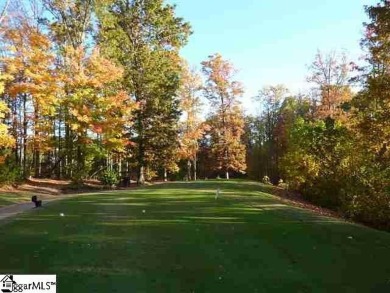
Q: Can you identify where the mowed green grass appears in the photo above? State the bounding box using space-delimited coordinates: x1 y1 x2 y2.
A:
0 193 32 207
0 180 389 292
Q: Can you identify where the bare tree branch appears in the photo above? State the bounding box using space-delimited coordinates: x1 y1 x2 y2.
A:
0 0 11 26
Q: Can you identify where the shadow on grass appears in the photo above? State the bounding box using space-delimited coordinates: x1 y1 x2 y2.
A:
0 194 32 207
0 180 389 292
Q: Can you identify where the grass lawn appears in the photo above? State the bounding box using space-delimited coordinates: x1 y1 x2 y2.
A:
0 180 389 292
0 193 33 208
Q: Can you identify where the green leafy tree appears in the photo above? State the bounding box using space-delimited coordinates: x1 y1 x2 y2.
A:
253 85 288 182
348 0 390 229
42 0 94 49
281 117 354 207
97 0 191 184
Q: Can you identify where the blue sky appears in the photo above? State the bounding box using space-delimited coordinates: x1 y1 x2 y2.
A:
170 0 377 112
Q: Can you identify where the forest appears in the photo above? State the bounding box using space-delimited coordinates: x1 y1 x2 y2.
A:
0 0 389 230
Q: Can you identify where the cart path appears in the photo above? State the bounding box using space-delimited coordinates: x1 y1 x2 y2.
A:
0 183 164 222
0 197 70 221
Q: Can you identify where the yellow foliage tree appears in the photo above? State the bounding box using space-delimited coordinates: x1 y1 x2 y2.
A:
202 54 247 179
61 45 137 178
2 21 59 175
0 76 15 164
178 62 206 180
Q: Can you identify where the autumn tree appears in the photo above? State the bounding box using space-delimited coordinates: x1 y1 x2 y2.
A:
247 87 312 183
178 62 205 180
0 3 14 157
0 0 10 25
252 85 288 182
97 0 191 184
273 51 357 211
202 54 246 179
0 1 136 183
307 50 353 119
0 74 15 163
355 0 390 163
1 18 59 177
42 0 94 49
60 46 136 181
242 115 264 180
0 75 16 184
347 0 390 229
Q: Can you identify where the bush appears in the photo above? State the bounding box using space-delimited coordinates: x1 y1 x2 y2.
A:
0 160 23 185
262 175 271 185
278 179 288 189
342 166 390 231
342 188 390 231
99 170 120 188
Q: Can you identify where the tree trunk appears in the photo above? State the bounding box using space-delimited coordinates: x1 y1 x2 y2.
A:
136 101 146 185
11 99 19 165
65 121 71 178
22 94 27 178
226 170 229 180
77 144 83 171
164 168 168 182
138 165 145 185
57 114 62 179
193 154 197 181
34 150 40 178
34 109 40 178
187 160 192 181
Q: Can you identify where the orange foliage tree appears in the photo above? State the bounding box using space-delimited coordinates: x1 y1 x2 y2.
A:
202 54 246 179
60 46 137 180
2 21 58 176
307 50 353 120
178 62 207 180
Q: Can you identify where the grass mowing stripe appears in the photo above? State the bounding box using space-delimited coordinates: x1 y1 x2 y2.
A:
0 180 389 292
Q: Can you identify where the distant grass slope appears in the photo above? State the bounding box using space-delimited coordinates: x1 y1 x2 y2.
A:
0 193 32 207
0 180 389 292
0 178 104 208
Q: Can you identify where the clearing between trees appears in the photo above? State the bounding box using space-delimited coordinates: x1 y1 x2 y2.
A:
0 180 389 292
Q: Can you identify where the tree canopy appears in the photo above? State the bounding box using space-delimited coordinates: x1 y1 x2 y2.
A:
0 0 388 230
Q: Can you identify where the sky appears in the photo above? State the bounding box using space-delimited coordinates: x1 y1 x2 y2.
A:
169 0 377 113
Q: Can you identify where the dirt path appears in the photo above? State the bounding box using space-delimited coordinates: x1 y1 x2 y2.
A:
0 182 158 222
0 178 140 221
0 195 81 221
0 202 38 221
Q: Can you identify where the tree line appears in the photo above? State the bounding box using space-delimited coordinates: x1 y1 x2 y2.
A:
0 1 389 230
0 0 246 185
245 2 390 230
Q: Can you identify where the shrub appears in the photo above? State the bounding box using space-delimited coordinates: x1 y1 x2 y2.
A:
262 175 271 185
0 160 23 185
99 170 119 188
345 190 390 231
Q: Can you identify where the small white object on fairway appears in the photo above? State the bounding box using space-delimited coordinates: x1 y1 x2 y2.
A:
60 213 64 217
215 188 221 200
142 210 146 213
